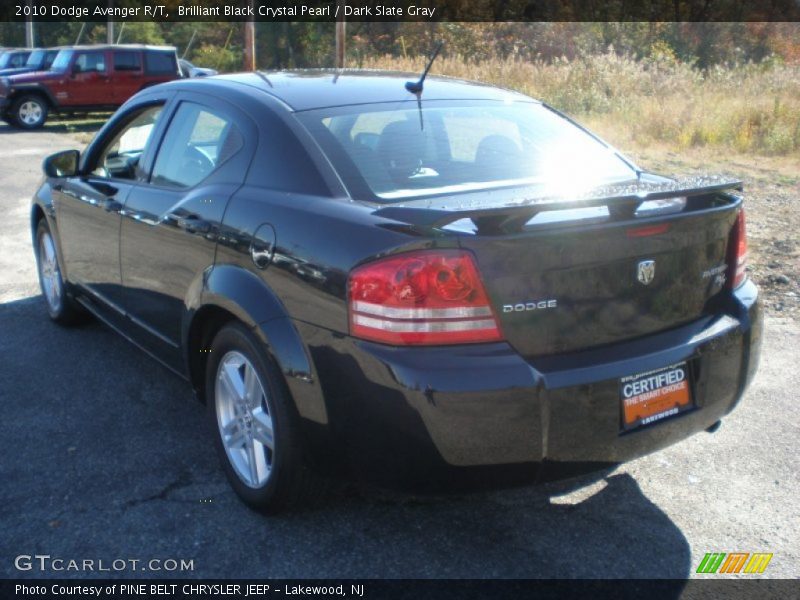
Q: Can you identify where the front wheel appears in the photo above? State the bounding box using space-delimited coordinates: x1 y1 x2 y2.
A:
12 94 48 129
206 323 322 512
35 219 84 324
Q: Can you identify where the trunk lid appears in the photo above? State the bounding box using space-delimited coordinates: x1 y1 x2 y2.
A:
375 176 742 356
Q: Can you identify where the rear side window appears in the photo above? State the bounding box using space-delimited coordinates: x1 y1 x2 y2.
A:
74 52 106 73
151 102 242 188
144 51 176 75
114 51 141 72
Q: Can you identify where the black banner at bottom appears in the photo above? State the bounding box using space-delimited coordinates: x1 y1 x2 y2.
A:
2 579 799 600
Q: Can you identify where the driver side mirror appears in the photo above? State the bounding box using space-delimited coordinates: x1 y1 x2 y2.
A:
43 149 80 178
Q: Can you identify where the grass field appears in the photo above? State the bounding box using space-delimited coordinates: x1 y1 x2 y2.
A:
361 52 800 158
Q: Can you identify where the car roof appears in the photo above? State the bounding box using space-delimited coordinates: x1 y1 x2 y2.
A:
206 69 532 112
63 44 176 52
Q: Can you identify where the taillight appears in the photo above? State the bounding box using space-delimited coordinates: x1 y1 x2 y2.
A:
727 209 748 289
348 249 503 345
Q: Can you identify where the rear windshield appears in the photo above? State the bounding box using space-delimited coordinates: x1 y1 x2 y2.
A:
297 100 637 203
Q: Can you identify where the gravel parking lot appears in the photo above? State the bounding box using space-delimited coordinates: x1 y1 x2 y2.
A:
0 123 798 580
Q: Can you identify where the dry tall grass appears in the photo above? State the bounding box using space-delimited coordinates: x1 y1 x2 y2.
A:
359 52 800 157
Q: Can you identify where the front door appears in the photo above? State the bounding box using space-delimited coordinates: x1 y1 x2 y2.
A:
54 103 166 314
65 50 111 106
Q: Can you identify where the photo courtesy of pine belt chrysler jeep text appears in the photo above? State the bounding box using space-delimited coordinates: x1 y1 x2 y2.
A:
30 70 762 511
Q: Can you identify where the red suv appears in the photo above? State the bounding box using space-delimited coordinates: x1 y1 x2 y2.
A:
0 44 181 129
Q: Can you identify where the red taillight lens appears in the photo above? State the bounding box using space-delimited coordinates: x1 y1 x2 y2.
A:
348 250 503 345
727 209 748 289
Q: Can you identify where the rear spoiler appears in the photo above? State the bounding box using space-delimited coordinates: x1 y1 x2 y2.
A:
373 176 742 234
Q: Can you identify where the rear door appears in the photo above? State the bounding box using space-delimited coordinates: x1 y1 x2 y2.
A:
111 49 144 104
119 93 255 363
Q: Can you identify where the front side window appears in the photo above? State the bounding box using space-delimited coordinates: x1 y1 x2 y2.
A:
92 105 163 180
114 51 141 72
298 101 637 203
151 102 241 188
74 52 106 74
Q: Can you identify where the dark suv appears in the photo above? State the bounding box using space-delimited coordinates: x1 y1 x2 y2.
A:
0 47 60 77
0 48 32 72
0 44 180 129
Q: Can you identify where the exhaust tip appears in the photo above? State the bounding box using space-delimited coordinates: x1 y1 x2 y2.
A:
706 420 722 434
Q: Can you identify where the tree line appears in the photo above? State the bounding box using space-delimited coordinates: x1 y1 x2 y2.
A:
0 22 797 71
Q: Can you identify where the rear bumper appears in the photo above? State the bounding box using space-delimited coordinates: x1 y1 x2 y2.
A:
300 280 762 483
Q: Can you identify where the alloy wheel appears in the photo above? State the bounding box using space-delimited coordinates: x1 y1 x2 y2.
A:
38 231 63 313
19 101 43 126
215 351 276 488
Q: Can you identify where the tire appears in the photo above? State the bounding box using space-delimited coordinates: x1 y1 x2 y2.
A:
206 322 322 512
34 219 84 325
11 94 48 129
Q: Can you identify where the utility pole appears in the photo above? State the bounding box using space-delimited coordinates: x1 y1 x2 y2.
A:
335 0 346 68
25 19 34 48
107 0 114 44
243 0 255 71
25 0 34 47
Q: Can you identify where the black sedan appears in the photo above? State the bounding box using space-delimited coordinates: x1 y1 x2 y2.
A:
32 71 762 511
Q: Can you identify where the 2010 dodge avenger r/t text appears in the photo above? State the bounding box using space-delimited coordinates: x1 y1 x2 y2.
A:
31 70 762 511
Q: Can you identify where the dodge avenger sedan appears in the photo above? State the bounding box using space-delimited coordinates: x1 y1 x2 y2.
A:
32 70 762 511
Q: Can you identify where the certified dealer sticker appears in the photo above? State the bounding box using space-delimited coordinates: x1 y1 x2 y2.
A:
620 362 693 430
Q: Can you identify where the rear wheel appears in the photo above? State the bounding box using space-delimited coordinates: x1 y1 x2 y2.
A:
35 219 83 324
206 323 321 512
12 94 48 129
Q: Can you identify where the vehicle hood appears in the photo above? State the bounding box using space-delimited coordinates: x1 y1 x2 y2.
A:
0 66 36 77
6 70 61 84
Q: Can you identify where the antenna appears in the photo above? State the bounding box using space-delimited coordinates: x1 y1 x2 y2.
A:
405 41 443 95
